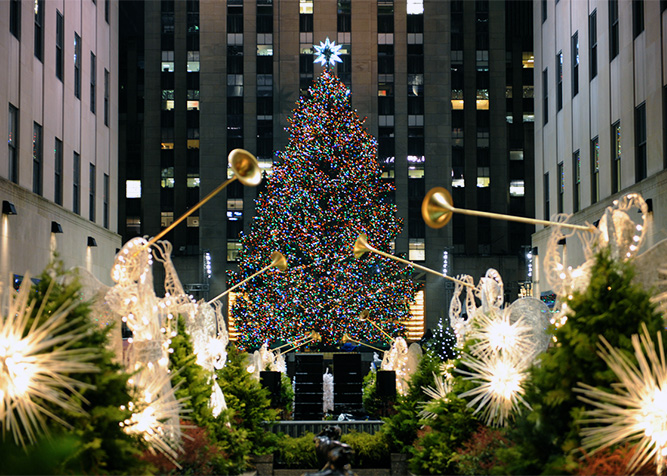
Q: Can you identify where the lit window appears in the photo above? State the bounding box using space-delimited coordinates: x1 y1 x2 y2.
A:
161 211 174 227
126 180 142 198
187 216 199 227
451 100 464 110
161 51 174 72
187 51 200 72
510 150 524 161
409 239 425 261
257 45 273 56
161 167 175 188
509 180 525 197
227 241 242 261
477 167 490 187
407 0 424 15
522 52 534 68
187 174 200 187
299 0 313 14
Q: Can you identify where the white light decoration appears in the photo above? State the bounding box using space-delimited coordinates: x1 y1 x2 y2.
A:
381 337 422 395
313 38 343 67
576 324 667 476
418 371 453 420
468 307 533 363
204 251 212 279
0 275 98 447
323 369 334 414
442 250 449 276
457 352 531 427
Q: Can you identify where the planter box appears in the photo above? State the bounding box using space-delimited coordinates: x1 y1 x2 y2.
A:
250 454 275 476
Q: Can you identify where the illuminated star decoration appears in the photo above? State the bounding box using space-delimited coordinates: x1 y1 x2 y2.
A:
418 371 454 420
0 275 98 447
313 38 343 67
576 323 667 475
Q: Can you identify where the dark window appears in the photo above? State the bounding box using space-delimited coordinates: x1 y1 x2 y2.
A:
557 162 564 213
542 0 547 23
663 0 667 12
32 123 42 195
635 102 647 181
589 10 597 79
544 172 550 219
89 163 96 222
610 0 619 59
56 11 64 81
378 45 394 74
591 137 600 203
612 120 621 193
299 14 313 32
8 104 18 183
74 33 81 98
10 0 20 39
573 150 581 212
34 0 44 61
91 53 96 114
228 5 243 33
55 138 63 205
543 68 549 124
73 152 80 214
338 14 351 32
633 0 644 38
556 52 563 110
103 173 109 228
104 69 110 126
571 32 579 97
105 0 109 23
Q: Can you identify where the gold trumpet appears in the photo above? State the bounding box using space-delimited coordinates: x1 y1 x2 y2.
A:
145 149 262 249
358 310 395 343
353 234 474 288
271 332 315 352
208 251 287 304
341 333 386 353
277 331 321 356
422 187 596 232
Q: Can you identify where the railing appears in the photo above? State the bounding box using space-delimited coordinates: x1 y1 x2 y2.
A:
265 420 384 438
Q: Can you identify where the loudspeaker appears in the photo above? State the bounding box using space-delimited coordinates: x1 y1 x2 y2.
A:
376 370 396 398
260 371 282 395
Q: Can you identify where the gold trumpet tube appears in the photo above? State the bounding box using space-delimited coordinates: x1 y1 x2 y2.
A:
145 149 262 249
422 187 596 232
354 234 475 288
271 333 313 352
358 310 395 343
208 251 287 305
277 332 321 356
341 333 386 353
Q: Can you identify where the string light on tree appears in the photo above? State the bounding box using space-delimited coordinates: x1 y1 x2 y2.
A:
229 61 417 349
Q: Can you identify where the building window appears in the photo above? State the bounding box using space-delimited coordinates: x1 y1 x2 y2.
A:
610 0 619 60
544 172 550 219
74 33 81 98
34 0 43 61
89 163 96 222
105 0 109 23
32 122 42 195
8 104 18 184
635 102 647 182
633 0 644 38
589 10 597 80
56 11 63 81
543 68 549 124
227 241 242 262
591 137 600 203
509 180 525 197
90 52 96 114
55 138 63 205
409 238 425 261
73 152 80 214
104 69 109 126
10 0 20 39
556 52 563 111
571 32 579 97
573 150 581 212
542 0 547 22
557 161 564 213
103 173 109 228
612 121 621 193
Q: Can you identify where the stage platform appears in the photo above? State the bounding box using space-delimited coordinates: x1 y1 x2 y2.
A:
265 419 384 437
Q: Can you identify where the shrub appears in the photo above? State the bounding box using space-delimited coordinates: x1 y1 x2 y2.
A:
340 430 390 468
452 426 513 475
274 432 318 469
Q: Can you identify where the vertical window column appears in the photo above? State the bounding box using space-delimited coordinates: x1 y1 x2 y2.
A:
337 0 351 86
187 0 201 250
55 138 63 205
378 0 395 180
104 174 109 228
571 32 579 97
56 11 64 81
34 0 43 61
73 152 80 214
74 33 82 98
557 161 564 213
89 163 96 222
590 137 599 203
257 0 274 175
556 52 562 111
612 121 621 193
635 103 647 182
543 68 549 124
32 122 42 195
589 10 597 80
90 53 97 114
8 104 18 183
573 150 580 212
544 172 550 219
299 0 314 91
609 0 619 60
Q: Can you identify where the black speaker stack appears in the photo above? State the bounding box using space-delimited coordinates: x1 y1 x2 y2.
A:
376 370 397 398
260 370 282 408
333 353 363 416
293 354 323 420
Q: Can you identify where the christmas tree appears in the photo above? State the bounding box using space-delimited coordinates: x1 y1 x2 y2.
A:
230 41 417 349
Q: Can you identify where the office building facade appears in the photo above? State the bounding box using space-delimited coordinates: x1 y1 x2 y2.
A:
120 0 534 333
1 0 121 285
533 0 667 298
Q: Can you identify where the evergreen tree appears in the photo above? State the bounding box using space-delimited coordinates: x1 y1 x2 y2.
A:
426 317 459 361
504 249 665 474
230 62 417 349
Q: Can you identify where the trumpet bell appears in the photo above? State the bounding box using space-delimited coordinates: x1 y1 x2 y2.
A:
229 149 262 186
353 233 372 259
422 187 454 229
270 251 288 271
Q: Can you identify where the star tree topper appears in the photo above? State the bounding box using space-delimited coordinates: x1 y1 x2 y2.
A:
314 38 343 67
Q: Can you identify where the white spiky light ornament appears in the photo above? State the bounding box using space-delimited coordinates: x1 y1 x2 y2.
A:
0 275 99 447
